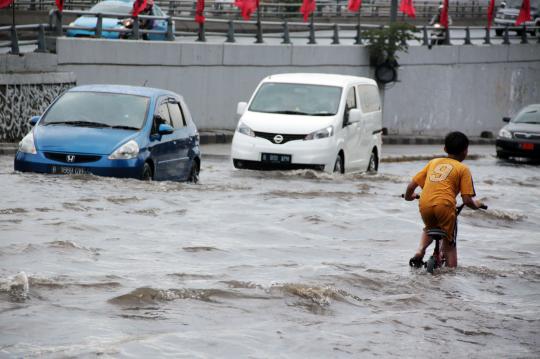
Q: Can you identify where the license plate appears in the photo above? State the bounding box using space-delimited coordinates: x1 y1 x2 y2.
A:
520 143 534 150
51 166 90 175
261 153 291 164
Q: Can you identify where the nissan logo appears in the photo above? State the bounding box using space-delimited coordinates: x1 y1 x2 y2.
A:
273 135 284 144
66 155 76 163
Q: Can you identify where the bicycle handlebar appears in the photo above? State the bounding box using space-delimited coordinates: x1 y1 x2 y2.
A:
401 194 488 210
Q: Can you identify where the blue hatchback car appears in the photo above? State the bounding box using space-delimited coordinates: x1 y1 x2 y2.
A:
66 0 171 40
14 85 201 182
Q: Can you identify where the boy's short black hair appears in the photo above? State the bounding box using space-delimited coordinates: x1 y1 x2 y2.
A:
445 131 469 155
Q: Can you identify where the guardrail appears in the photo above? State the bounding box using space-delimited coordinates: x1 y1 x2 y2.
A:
10 0 494 21
2 8 538 55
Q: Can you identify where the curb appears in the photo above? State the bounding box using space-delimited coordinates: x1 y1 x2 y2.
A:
382 136 495 145
199 130 234 145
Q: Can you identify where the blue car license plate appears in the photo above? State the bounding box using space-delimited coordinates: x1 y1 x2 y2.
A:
261 153 291 164
51 166 90 175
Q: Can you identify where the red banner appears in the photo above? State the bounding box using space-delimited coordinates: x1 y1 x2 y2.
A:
399 0 416 18
195 0 205 24
487 0 495 28
440 0 449 28
235 0 258 20
0 0 14 9
300 0 316 22
347 0 362 13
132 0 147 17
516 0 531 26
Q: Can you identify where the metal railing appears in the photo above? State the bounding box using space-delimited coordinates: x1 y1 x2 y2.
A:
10 0 495 20
2 8 538 54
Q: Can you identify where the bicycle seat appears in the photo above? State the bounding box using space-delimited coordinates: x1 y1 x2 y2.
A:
426 228 447 240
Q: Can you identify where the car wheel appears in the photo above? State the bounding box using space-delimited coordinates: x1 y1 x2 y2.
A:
141 162 153 181
333 153 344 174
188 159 200 183
496 151 509 160
367 150 378 173
495 29 503 37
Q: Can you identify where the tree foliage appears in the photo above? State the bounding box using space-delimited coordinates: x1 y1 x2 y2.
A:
363 23 419 66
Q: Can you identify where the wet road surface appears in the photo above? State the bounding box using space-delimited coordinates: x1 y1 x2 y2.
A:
0 148 539 358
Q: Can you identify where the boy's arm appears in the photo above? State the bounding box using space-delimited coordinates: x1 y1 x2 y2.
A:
462 194 483 210
404 181 419 201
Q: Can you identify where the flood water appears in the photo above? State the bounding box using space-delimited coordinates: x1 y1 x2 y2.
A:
1 151 539 358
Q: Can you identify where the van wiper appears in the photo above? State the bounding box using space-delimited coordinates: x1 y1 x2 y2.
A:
272 110 310 115
45 121 111 128
111 125 140 130
310 112 335 116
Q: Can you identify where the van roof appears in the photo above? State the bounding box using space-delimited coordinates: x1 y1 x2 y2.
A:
262 73 377 87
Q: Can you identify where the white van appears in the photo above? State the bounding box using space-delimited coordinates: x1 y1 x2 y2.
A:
231 73 383 173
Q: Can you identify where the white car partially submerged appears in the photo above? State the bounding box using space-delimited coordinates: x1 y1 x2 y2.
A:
231 73 383 173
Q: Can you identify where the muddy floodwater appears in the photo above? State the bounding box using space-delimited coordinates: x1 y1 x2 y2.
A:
0 151 539 358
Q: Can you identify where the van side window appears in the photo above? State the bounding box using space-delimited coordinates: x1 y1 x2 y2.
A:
346 87 357 111
357 85 381 113
167 102 186 128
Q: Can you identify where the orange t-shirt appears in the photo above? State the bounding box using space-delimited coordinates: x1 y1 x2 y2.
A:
413 158 476 208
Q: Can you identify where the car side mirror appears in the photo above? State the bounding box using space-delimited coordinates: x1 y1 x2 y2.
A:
502 117 511 123
347 109 362 123
158 123 174 135
237 102 247 117
30 116 40 126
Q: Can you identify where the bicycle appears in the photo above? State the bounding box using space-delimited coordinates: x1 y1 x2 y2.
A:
403 194 487 274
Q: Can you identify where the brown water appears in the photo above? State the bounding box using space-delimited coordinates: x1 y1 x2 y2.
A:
0 154 539 358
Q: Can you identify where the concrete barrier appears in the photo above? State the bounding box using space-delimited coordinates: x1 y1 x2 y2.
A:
55 38 540 136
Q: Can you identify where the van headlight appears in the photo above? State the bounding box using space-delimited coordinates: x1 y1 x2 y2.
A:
237 122 255 137
305 126 334 141
498 128 512 139
18 132 37 154
108 140 139 160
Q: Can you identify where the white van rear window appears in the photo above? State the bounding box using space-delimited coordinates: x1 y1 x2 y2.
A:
357 85 381 114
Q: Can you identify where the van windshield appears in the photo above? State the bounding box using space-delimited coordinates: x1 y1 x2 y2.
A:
249 83 342 116
40 91 150 130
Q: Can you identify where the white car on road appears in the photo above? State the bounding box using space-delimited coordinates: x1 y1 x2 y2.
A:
231 73 383 173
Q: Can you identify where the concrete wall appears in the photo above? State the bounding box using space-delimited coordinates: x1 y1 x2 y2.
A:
51 38 540 135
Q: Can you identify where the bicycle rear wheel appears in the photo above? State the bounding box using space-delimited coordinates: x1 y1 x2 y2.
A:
426 256 436 274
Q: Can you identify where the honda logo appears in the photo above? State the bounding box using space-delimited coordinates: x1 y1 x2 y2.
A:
273 135 284 144
66 155 76 163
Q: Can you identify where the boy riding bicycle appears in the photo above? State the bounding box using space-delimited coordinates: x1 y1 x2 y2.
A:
403 131 484 268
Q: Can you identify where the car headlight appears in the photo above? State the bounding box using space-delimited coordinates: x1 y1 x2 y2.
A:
108 140 139 160
18 131 37 154
305 125 334 141
237 122 255 137
498 128 512 139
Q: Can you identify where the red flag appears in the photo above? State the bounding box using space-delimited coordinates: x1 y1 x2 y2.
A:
440 0 449 28
516 0 531 26
0 0 14 9
132 0 147 17
348 0 362 13
195 0 205 24
487 0 495 28
399 0 416 18
300 0 316 22
235 0 258 20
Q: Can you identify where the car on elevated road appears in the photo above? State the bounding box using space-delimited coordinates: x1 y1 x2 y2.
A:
66 0 170 40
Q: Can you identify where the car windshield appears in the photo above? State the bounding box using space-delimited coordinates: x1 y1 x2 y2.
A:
249 83 342 116
40 91 150 130
513 107 540 124
90 2 131 14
